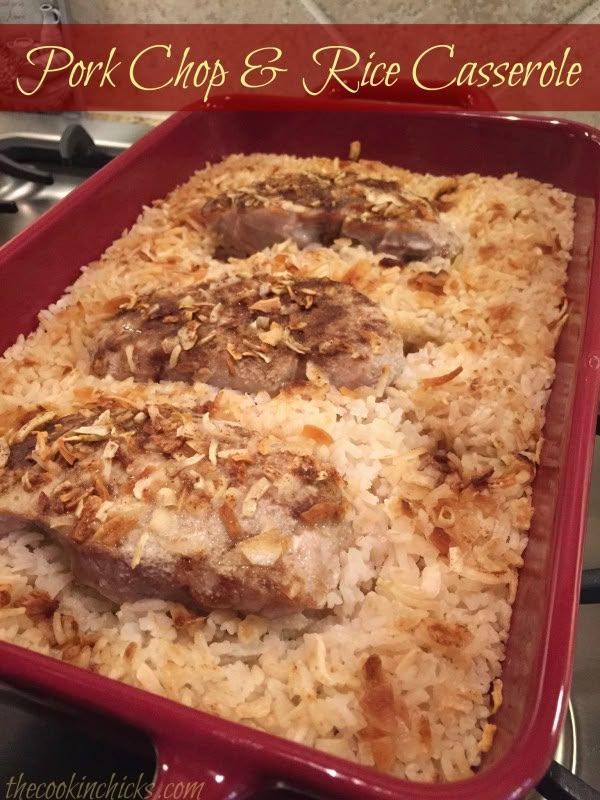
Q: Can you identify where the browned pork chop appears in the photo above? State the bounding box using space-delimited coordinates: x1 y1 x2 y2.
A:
198 172 462 263
0 402 352 613
91 275 403 393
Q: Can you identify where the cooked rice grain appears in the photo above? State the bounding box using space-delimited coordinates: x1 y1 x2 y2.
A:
0 153 574 782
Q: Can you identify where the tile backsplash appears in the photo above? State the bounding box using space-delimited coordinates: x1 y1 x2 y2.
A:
66 0 595 24
3 0 598 27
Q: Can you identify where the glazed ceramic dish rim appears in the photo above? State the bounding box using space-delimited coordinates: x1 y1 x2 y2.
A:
0 101 599 800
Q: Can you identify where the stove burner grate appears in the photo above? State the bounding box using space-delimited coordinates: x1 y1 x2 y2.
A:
0 123 113 213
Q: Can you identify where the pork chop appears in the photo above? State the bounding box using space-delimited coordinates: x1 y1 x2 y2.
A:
198 171 462 263
0 401 352 613
91 275 403 393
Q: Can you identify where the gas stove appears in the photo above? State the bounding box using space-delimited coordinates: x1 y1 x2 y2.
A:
0 112 598 800
0 113 153 241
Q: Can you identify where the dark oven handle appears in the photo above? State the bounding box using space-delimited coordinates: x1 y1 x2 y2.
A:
538 760 600 800
248 769 600 800
580 568 600 604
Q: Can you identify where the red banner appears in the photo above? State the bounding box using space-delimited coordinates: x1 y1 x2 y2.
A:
0 24 599 112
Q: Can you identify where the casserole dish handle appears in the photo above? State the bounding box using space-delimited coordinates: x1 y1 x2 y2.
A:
150 737 328 800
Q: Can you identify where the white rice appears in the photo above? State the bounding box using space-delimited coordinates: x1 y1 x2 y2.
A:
0 153 573 782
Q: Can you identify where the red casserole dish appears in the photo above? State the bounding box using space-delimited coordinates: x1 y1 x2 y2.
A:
0 96 600 800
